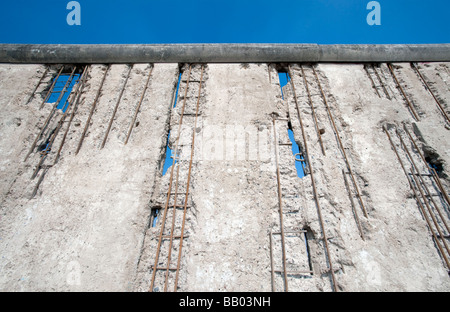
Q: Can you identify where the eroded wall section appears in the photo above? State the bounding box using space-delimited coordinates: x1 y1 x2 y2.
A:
0 62 449 292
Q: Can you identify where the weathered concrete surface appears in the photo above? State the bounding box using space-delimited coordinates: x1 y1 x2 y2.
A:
297 62 450 291
0 63 178 291
0 61 449 292
183 64 280 291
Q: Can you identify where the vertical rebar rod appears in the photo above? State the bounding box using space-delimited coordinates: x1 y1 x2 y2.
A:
32 69 85 177
31 106 70 179
39 66 64 110
300 65 326 155
388 63 420 121
411 62 450 124
342 168 365 240
101 65 132 149
402 124 450 209
25 67 76 161
312 66 369 219
25 66 49 105
409 169 450 255
383 126 450 271
396 128 450 235
50 67 77 111
372 64 391 100
410 172 450 267
364 65 381 98
163 160 181 292
288 65 338 292
54 66 90 164
76 64 110 155
272 116 289 292
150 65 192 292
124 65 153 145
174 64 205 292
431 168 450 210
30 166 49 199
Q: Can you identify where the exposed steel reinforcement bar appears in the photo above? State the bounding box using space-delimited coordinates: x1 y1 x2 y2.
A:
149 65 192 292
410 62 450 124
149 64 206 292
75 64 110 155
174 64 205 291
1 44 450 64
288 65 338 292
312 66 369 219
383 125 450 272
271 116 289 292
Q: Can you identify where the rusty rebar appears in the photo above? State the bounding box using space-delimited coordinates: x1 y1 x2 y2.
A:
300 65 326 155
342 168 365 240
101 65 132 149
32 68 86 177
30 166 50 198
39 66 64 110
75 65 110 155
410 171 450 264
174 64 205 292
432 168 450 211
411 62 450 124
388 63 420 121
383 125 450 271
312 66 369 219
288 65 338 292
150 65 192 292
124 64 153 145
396 128 450 235
51 67 77 109
54 66 90 164
25 67 76 161
372 64 391 100
272 116 289 292
25 66 49 105
164 160 181 292
364 65 381 98
402 124 450 211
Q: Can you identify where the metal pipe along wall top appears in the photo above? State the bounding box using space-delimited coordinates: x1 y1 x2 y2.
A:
0 44 449 64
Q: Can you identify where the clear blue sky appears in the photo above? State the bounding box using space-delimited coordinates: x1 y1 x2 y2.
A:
0 0 448 44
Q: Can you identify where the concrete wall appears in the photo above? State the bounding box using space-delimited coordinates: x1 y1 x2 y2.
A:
0 61 449 291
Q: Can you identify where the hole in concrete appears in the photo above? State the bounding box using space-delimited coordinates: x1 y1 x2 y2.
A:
173 69 183 108
162 132 177 176
421 145 444 177
424 153 444 177
161 67 183 176
303 227 314 276
38 127 56 153
278 71 291 100
287 122 305 178
150 207 160 228
46 68 82 113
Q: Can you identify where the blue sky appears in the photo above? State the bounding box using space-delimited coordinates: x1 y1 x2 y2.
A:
0 0 448 44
